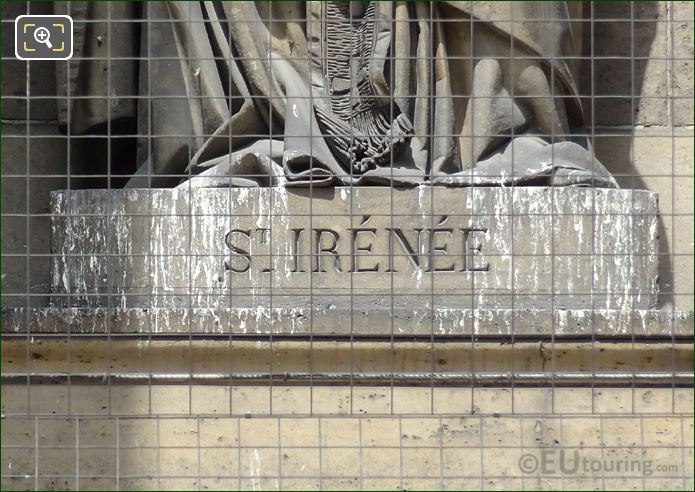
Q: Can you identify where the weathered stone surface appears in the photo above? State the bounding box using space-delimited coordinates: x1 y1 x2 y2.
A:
50 187 659 312
3 338 692 385
1 123 68 308
673 1 695 126
594 127 694 310
2 306 692 336
1 409 693 490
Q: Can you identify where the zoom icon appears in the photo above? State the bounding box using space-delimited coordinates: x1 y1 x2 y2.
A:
15 15 73 60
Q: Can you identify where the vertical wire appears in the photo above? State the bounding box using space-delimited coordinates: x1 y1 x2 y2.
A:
669 4 686 489
598 408 606 488
349 0 356 423
105 0 113 454
589 0 598 419
75 417 80 491
667 0 679 467
186 0 194 420
509 0 518 419
145 0 154 422
308 0 315 426
630 0 639 439
468 3 478 425
196 415 201 491
155 413 161 489
388 0 396 420
437 413 444 490
24 0 33 443
318 417 323 489
428 0 435 417
547 0 557 424
477 414 483 489
227 1 234 419
115 416 120 491
34 416 39 491
268 0 275 421
398 415 404 490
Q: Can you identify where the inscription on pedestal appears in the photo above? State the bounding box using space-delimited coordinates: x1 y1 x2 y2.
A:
51 187 658 311
223 221 489 275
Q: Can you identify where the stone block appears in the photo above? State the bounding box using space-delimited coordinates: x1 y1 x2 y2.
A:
281 448 320 477
393 387 433 414
472 388 513 414
481 417 521 446
440 417 481 447
280 418 319 447
199 417 238 447
49 187 660 313
593 388 633 413
191 386 230 415
271 387 311 415
642 416 683 446
158 418 199 447
432 388 473 415
78 419 116 447
240 418 279 447
78 448 117 477
362 447 400 477
160 447 198 477
1 418 34 447
310 387 352 414
320 447 360 477
520 417 561 448
319 418 360 446
601 417 642 446
360 417 400 447
231 386 271 415
402 448 440 477
401 417 442 447
553 388 594 414
634 388 674 413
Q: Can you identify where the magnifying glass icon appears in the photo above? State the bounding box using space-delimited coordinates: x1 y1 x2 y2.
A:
33 27 53 49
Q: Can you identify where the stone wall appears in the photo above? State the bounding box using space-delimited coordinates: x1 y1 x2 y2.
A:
2 385 694 490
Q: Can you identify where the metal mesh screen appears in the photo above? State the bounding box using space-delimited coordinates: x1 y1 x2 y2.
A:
1 1 693 490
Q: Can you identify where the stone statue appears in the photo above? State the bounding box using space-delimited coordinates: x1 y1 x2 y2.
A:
56 1 617 188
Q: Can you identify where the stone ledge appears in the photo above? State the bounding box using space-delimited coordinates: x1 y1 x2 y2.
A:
2 307 693 337
2 338 692 387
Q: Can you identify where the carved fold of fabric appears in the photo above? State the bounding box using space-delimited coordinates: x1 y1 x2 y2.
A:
54 1 139 133
56 0 617 189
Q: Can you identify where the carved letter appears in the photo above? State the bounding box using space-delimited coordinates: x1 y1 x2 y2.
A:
224 229 251 273
428 228 456 272
257 228 273 272
349 228 379 272
461 228 489 272
313 229 342 273
386 228 423 272
290 228 305 273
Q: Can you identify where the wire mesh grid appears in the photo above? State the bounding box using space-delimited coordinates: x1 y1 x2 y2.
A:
1 1 693 491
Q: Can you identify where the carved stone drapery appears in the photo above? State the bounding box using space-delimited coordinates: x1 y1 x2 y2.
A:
56 1 617 188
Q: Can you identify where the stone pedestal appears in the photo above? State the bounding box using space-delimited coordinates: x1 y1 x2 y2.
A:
49 187 659 316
